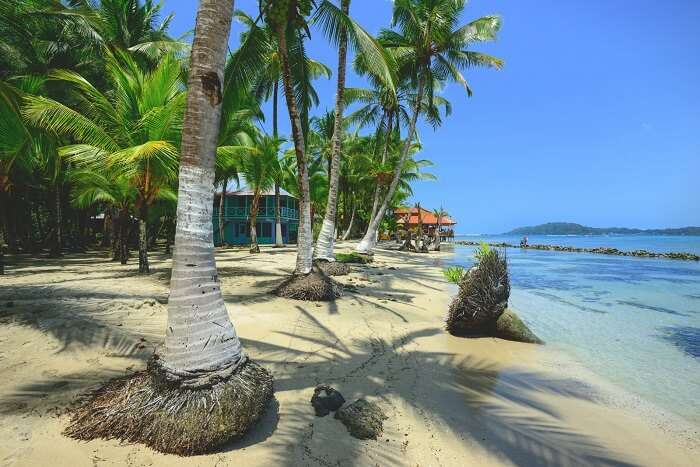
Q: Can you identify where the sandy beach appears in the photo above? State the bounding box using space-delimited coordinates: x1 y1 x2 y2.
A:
0 242 697 467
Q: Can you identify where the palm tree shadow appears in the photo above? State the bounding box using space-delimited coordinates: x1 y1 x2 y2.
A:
239 307 638 467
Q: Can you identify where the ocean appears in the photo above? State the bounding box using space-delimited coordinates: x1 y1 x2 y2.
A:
448 234 700 425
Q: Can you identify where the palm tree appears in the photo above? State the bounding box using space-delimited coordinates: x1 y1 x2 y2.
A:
312 0 397 261
24 51 183 272
356 0 503 254
64 0 272 454
0 79 34 273
264 0 317 275
228 10 331 251
237 134 281 253
68 170 139 263
430 205 448 251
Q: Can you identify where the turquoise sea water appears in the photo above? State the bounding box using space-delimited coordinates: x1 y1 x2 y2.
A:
448 235 700 424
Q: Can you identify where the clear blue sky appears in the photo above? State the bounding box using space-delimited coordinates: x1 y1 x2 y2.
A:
163 0 700 234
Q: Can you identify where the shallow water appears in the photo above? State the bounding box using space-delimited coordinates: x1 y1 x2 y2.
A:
448 235 700 425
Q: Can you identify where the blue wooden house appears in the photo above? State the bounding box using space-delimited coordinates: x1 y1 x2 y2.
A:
213 187 299 246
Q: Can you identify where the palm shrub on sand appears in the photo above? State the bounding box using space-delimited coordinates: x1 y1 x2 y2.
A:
446 243 541 344
63 0 273 455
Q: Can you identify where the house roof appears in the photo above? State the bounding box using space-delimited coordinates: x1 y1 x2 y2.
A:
395 207 456 226
216 186 295 197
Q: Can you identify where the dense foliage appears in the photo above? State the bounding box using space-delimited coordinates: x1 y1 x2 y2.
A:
0 0 502 273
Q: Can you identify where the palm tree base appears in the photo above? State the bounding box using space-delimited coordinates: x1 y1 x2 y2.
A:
63 359 274 456
273 265 343 301
314 259 350 276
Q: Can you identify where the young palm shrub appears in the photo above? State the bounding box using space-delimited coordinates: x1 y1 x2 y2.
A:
446 244 510 333
68 170 138 264
60 0 273 455
443 266 466 284
446 244 541 343
23 51 183 273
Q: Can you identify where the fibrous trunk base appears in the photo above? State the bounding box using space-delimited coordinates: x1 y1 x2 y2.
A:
64 359 273 456
314 259 350 276
274 265 342 301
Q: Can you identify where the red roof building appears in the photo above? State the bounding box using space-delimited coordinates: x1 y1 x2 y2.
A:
394 207 456 228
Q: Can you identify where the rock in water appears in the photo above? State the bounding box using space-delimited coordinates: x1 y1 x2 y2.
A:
335 399 387 440
492 308 543 344
310 386 345 417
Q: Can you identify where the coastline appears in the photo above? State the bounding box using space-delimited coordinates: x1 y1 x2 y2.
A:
0 243 697 466
455 240 700 261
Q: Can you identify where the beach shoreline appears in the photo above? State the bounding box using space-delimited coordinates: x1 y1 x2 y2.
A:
0 243 697 466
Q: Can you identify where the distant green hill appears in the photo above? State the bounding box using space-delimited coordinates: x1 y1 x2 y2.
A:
505 222 700 236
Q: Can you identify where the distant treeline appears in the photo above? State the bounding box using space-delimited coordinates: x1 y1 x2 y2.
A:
505 222 700 236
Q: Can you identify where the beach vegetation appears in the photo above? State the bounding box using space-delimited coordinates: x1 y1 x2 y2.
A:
443 266 466 284
336 251 373 264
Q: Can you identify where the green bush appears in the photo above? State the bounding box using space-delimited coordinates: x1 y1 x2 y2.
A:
443 266 466 284
335 252 373 264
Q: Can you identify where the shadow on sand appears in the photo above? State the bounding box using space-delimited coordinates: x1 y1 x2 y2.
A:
0 250 638 466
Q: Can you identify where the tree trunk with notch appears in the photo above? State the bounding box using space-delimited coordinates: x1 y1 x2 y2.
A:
276 23 312 274
314 0 350 261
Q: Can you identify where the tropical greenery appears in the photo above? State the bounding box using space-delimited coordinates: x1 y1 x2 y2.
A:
443 265 466 284
0 0 506 455
0 0 502 276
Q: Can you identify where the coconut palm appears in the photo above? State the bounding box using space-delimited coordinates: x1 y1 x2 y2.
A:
23 50 183 272
356 0 503 254
228 8 331 257
63 0 272 454
263 0 317 275
68 169 139 263
430 206 448 251
236 134 282 253
312 0 397 261
0 79 34 273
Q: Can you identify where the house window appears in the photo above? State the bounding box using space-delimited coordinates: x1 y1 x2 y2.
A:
261 222 272 238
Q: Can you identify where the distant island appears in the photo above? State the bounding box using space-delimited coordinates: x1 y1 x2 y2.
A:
505 222 700 236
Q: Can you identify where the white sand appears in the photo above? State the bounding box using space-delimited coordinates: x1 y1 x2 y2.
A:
0 242 697 466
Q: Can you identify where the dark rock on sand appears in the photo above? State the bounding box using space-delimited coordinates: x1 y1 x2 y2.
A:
335 399 387 440
310 386 345 417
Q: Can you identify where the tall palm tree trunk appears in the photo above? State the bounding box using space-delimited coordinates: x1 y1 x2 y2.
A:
158 0 246 386
369 112 392 221
277 25 312 275
0 193 5 275
218 178 227 246
356 76 425 254
341 201 355 241
138 204 150 273
274 182 284 246
314 0 350 261
272 82 284 248
101 206 112 247
249 190 261 253
50 185 63 257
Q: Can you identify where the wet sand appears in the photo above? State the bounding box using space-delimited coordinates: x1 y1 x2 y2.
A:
0 242 697 466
